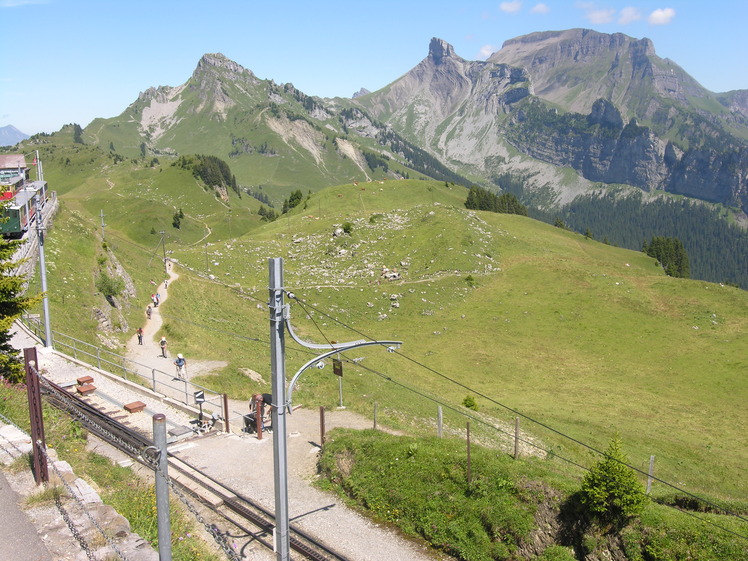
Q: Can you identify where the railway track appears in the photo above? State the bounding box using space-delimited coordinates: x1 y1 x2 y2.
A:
42 378 350 561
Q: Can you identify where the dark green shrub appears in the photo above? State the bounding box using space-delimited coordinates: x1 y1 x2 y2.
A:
462 395 478 410
95 273 125 299
579 436 648 527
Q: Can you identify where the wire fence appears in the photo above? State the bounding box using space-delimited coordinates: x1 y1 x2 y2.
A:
19 316 226 423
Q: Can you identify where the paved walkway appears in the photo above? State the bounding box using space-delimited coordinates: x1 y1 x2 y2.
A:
0 470 54 561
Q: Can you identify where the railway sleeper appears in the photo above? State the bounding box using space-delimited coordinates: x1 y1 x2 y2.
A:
168 470 226 507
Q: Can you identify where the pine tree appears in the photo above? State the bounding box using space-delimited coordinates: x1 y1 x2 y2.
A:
0 235 42 382
579 436 648 527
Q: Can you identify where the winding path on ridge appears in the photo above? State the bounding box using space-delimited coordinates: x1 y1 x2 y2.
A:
124 266 228 380
117 266 435 561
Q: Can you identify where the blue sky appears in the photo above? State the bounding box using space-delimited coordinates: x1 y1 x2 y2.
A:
2 0 746 135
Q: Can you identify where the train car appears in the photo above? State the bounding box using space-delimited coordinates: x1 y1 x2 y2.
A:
0 188 37 237
0 175 24 202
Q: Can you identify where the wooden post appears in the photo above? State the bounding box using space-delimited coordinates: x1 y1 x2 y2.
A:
437 406 443 438
319 406 326 446
253 394 263 440
646 455 655 494
514 417 520 459
373 402 378 430
466 421 472 486
223 394 230 434
24 348 48 485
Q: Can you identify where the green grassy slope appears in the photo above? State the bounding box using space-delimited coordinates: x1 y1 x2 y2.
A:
21 144 748 506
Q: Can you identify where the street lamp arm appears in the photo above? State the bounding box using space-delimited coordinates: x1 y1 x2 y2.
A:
284 311 367 350
286 339 401 411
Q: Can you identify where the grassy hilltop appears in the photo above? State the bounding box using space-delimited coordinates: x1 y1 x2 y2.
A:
18 142 748 552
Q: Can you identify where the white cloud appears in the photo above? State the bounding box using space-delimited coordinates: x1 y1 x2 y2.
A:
587 8 615 23
531 3 550 14
500 1 522 14
618 6 641 24
648 7 676 25
576 2 615 24
479 44 497 59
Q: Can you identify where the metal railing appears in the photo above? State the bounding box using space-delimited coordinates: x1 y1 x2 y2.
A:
20 316 226 422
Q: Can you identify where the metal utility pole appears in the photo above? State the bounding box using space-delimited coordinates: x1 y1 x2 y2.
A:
268 258 290 560
100 209 106 241
268 257 401 561
159 230 167 275
152 414 173 561
35 188 52 347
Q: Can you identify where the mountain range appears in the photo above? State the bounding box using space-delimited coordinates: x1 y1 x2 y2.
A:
0 125 29 147
79 29 747 219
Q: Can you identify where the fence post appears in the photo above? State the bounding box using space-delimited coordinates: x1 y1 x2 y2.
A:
466 421 471 486
96 347 101 369
151 369 157 392
223 394 230 433
646 455 655 494
514 417 520 459
24 348 48 485
437 405 443 438
373 402 378 430
320 406 326 446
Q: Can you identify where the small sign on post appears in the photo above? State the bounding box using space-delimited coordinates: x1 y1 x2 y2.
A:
194 390 205 422
332 358 343 377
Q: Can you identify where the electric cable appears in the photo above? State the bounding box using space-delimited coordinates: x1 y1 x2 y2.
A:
333 349 748 543
284 289 748 526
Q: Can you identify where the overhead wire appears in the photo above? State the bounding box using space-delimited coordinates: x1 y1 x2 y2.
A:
284 289 748 527
83 230 748 532
333 352 748 542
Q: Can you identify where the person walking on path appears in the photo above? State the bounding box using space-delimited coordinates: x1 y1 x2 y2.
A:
174 353 187 379
126 267 180 371
159 336 168 358
136 327 143 345
146 305 152 319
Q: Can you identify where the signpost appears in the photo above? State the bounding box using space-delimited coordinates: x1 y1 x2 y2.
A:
194 390 205 422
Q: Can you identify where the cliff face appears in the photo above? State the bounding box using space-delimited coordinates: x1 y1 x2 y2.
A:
506 99 668 190
488 29 706 117
359 32 748 213
357 38 532 173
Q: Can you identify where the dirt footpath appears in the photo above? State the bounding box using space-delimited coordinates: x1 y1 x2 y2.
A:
118 266 441 561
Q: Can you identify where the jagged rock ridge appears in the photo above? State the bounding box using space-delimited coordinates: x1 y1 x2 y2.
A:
357 31 748 213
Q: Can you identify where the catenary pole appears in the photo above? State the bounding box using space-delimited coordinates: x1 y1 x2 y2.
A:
269 258 290 561
159 230 167 275
153 414 173 561
35 184 52 347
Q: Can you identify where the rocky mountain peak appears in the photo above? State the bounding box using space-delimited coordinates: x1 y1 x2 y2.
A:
429 38 455 65
352 87 371 99
195 53 253 77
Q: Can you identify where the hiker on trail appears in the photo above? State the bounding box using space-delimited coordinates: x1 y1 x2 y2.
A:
136 327 143 345
174 353 187 378
160 336 168 358
156 293 161 306
151 294 158 307
164 279 168 289
146 305 152 319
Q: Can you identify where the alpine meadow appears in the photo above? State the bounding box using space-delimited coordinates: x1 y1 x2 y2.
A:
3 27 748 561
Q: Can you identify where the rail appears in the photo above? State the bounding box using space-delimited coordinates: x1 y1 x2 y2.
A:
20 316 226 422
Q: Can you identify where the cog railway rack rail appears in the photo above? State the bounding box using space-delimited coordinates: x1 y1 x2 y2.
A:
42 378 350 561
